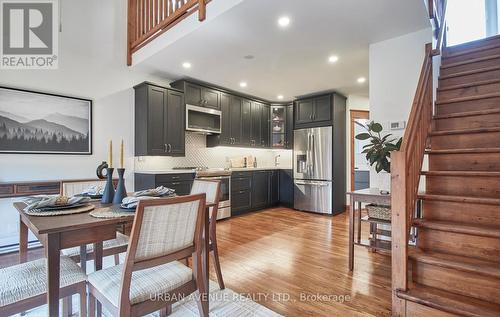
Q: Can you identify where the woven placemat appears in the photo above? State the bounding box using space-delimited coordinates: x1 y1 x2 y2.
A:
24 204 95 216
90 206 136 218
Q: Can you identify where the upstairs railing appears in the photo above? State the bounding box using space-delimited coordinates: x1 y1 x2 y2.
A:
127 0 208 65
391 0 447 315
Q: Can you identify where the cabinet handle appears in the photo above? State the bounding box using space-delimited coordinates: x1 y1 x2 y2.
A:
172 176 180 180
171 182 180 185
167 144 172 152
239 190 245 194
164 144 168 152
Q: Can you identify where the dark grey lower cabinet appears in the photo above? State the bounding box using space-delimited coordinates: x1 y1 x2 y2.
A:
252 171 270 209
231 189 252 216
279 169 294 208
270 170 279 206
134 173 195 196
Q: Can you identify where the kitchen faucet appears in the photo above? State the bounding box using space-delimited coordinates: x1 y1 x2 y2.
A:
274 154 281 167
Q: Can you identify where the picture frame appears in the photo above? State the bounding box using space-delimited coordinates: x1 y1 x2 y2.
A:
0 86 92 155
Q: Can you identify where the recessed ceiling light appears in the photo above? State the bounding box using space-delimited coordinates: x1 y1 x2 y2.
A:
239 82 247 88
277 16 290 28
277 95 284 100
328 55 339 63
357 77 367 84
244 55 255 60
182 62 191 69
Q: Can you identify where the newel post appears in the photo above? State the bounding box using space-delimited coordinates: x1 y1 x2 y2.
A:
198 0 206 21
391 150 408 316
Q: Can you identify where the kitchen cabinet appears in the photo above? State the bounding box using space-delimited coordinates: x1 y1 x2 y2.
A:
231 171 252 216
172 81 220 110
279 169 294 208
271 105 292 149
285 104 293 149
134 173 195 196
252 170 270 209
134 82 185 156
270 170 280 206
251 102 270 148
294 94 335 128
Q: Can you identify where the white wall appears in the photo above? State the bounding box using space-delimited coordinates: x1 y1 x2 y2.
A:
345 95 369 194
368 28 432 190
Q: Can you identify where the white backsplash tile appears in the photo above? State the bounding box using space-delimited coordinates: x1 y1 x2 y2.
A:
134 133 292 171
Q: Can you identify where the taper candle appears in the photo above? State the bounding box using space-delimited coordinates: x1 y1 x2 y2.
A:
108 140 113 168
120 139 124 168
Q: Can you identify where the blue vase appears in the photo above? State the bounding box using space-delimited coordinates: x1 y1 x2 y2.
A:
101 168 115 204
113 168 127 204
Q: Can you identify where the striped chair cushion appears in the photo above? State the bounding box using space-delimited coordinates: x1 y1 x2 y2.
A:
0 256 86 307
61 232 129 257
87 261 192 306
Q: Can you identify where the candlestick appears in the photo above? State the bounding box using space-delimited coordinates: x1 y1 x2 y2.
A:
120 139 124 169
108 140 113 168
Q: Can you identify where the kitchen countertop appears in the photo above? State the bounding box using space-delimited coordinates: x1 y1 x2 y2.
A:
135 167 293 174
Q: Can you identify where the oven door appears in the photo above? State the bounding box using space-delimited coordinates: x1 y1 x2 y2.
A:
197 176 230 208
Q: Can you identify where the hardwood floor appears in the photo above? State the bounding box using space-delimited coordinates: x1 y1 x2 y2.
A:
0 207 392 317
214 208 391 317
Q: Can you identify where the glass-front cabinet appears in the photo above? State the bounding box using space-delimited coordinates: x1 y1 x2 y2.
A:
271 104 293 149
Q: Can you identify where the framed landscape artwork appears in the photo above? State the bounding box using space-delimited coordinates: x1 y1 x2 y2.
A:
0 87 92 154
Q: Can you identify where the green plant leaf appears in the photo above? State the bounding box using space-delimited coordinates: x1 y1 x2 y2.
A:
371 123 383 133
355 133 371 140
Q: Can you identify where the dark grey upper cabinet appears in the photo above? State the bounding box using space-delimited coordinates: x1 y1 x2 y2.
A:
250 102 270 148
261 104 270 147
134 82 185 157
294 94 341 129
172 81 220 110
241 99 252 146
229 95 243 145
285 104 293 149
219 93 231 145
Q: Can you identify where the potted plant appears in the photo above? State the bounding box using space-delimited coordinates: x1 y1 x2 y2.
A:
355 121 402 220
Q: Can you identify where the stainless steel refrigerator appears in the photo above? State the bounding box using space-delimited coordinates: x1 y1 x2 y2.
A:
293 126 333 214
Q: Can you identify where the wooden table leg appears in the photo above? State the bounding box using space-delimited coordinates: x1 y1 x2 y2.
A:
94 242 103 317
357 201 362 243
46 233 61 317
80 244 87 273
19 215 28 263
349 198 355 271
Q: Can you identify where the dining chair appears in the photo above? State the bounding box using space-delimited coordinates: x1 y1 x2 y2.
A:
190 179 225 289
0 256 87 316
87 194 209 317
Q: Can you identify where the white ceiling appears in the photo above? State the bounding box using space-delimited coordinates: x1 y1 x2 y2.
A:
134 0 430 102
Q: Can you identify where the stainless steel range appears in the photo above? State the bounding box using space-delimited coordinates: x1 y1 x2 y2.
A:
173 167 231 219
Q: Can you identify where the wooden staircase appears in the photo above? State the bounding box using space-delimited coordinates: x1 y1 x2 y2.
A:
395 35 500 317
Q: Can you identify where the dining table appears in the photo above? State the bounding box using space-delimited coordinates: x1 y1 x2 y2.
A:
13 199 214 317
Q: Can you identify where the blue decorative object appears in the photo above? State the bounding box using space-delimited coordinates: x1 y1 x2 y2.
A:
101 168 115 204
112 168 127 204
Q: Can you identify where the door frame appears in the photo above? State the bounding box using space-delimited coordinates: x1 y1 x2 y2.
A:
350 110 370 191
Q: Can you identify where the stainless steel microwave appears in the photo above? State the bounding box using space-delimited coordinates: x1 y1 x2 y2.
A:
185 104 221 134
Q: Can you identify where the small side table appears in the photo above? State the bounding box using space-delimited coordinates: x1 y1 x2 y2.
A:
347 188 391 271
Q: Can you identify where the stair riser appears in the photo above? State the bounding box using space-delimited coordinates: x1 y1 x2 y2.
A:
418 229 500 263
412 262 500 305
439 68 500 88
406 302 457 317
444 36 500 56
431 131 500 150
436 96 500 115
429 153 500 171
422 200 500 226
426 175 500 199
441 57 500 77
434 112 500 130
443 45 500 65
438 81 500 100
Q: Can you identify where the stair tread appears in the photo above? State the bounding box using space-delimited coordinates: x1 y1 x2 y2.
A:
441 53 500 69
430 126 500 136
409 249 500 279
436 92 500 105
418 193 500 205
426 147 500 154
439 64 500 80
422 170 500 177
438 77 500 91
413 219 500 238
433 108 500 119
444 39 500 58
397 284 500 317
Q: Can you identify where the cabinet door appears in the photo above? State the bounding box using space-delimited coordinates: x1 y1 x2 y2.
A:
166 90 185 156
202 87 220 109
250 102 261 147
231 189 252 215
270 170 279 206
229 96 242 145
185 83 203 106
241 99 252 146
261 104 270 148
295 99 314 126
313 95 331 122
160 180 193 196
279 169 294 208
147 85 167 155
219 93 231 145
252 171 269 209
285 104 293 149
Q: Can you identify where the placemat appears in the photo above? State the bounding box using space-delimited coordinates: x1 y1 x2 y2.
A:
90 206 136 218
24 204 95 216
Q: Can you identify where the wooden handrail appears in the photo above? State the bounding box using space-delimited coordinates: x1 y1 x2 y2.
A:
127 0 208 65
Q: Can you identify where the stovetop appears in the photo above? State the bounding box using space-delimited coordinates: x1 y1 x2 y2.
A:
173 166 231 177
